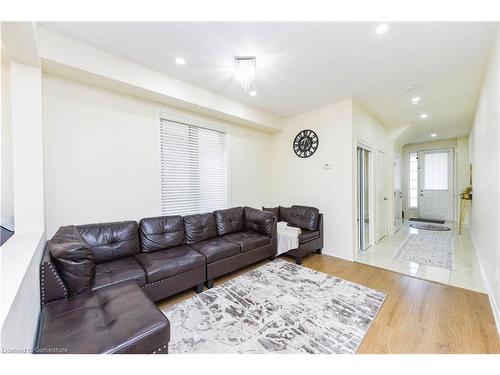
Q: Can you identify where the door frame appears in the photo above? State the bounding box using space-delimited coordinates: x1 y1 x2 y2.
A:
393 153 403 232
405 146 456 222
418 147 455 221
355 141 375 253
376 150 387 241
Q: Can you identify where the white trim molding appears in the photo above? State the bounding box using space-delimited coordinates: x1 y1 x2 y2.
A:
471 231 500 336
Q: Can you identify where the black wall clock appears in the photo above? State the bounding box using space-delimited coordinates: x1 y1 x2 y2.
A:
293 129 319 158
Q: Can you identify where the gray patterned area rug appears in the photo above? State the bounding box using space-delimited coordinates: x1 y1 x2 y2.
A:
162 260 386 354
395 233 453 268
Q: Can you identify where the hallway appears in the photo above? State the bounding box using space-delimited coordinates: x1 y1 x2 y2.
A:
356 222 485 293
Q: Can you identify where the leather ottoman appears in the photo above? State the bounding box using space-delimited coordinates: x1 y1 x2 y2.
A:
36 282 170 354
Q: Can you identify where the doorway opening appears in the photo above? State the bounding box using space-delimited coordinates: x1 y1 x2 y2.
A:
407 148 454 222
394 154 403 232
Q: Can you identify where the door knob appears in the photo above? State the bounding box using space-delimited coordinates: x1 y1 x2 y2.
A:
384 197 388 201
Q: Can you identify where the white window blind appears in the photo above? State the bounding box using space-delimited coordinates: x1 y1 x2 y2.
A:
408 152 419 208
160 117 228 216
424 152 448 190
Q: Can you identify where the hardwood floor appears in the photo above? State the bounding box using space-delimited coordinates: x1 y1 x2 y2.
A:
157 254 500 354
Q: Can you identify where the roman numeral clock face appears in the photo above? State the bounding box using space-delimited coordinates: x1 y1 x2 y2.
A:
293 129 319 158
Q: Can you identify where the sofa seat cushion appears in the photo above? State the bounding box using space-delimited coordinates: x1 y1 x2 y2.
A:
36 282 170 354
134 245 206 284
190 237 240 263
299 230 320 244
223 231 271 253
92 257 146 291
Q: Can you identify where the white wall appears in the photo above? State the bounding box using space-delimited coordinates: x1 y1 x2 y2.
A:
457 135 471 225
1 60 14 230
270 99 354 259
43 74 273 238
39 28 284 133
10 62 45 234
1 58 45 351
469 27 500 331
352 101 393 248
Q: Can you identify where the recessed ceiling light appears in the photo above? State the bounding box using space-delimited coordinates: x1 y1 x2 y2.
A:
375 23 389 35
420 113 429 119
249 90 257 97
175 57 186 65
430 133 437 137
411 96 421 105
404 84 414 92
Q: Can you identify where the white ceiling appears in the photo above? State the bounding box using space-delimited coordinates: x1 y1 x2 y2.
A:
39 22 497 142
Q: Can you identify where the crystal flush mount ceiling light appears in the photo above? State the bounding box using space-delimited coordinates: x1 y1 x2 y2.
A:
234 56 256 93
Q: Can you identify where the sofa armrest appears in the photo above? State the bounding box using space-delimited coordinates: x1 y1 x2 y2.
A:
244 206 274 236
40 246 68 306
271 216 278 254
318 213 324 247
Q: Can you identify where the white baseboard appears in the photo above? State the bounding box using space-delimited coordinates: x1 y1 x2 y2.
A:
322 248 354 262
470 231 500 336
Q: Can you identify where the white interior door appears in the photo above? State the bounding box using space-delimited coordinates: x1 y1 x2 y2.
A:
393 155 403 231
419 149 454 221
377 151 387 240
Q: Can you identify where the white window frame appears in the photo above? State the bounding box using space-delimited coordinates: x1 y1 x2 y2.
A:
408 151 419 208
158 112 229 216
422 150 450 191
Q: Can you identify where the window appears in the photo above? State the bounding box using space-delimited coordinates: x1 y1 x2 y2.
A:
160 116 227 216
408 152 418 208
424 151 448 190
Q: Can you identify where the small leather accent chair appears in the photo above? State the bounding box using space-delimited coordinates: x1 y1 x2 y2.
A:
263 205 323 264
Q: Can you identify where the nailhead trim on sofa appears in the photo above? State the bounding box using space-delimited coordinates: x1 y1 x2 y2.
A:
152 344 168 354
41 261 68 306
142 266 204 288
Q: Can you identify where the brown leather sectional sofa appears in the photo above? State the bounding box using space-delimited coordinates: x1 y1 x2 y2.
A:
263 205 323 265
36 206 276 354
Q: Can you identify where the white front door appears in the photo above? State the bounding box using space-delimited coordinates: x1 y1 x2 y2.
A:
419 149 454 221
377 151 387 240
393 155 403 231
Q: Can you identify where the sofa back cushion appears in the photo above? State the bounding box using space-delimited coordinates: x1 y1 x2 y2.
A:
139 215 184 252
279 206 291 222
262 206 280 220
244 206 274 236
288 205 320 231
214 207 245 236
77 221 140 263
183 213 218 244
48 225 95 295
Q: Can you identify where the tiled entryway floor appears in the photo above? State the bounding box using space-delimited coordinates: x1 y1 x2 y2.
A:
356 222 486 292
